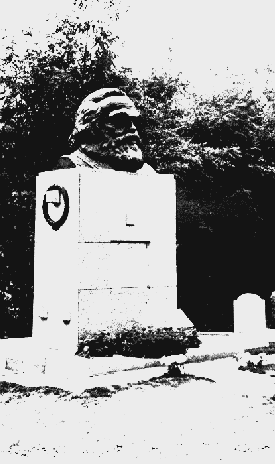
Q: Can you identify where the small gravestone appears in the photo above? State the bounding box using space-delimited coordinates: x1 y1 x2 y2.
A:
234 293 267 348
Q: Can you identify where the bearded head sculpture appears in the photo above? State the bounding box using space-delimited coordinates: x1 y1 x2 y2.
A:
67 88 144 172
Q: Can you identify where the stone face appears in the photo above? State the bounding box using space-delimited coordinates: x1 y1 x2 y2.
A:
57 88 144 173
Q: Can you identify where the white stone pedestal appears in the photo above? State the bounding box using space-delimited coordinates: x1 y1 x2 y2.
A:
33 168 192 354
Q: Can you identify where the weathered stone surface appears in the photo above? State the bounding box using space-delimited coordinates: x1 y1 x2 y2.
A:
56 88 145 173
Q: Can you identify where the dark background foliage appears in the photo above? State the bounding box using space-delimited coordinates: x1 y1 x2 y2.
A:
1 12 275 336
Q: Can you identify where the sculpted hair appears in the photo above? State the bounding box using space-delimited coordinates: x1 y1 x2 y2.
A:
69 88 129 151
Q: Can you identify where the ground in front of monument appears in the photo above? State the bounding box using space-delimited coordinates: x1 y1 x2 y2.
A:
1 344 275 460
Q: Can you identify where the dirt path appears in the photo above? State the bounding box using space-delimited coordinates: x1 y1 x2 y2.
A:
1 367 275 461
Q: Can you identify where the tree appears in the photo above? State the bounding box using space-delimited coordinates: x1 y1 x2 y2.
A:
0 16 124 336
0 18 124 173
124 73 275 330
3 17 275 334
121 71 189 171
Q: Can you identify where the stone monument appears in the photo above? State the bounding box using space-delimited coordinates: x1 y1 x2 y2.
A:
33 88 193 356
234 293 267 349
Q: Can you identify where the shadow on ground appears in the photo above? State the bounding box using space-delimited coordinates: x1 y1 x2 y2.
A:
0 367 216 403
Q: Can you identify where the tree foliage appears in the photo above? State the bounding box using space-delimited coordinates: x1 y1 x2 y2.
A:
2 14 275 334
122 73 275 329
0 16 125 336
0 18 124 174
121 72 188 170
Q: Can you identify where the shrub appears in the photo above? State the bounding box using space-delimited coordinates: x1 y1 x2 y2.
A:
76 325 201 359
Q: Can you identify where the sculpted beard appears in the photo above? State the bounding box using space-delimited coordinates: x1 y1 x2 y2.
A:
81 132 144 172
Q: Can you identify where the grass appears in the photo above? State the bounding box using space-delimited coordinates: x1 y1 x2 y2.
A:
246 344 275 356
145 363 216 386
0 381 116 400
0 364 216 402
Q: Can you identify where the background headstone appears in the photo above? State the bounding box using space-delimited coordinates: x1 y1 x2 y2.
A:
234 293 267 348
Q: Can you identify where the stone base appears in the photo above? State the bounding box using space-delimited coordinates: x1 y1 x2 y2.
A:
0 338 188 379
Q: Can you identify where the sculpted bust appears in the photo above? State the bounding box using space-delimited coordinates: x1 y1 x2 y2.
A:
56 88 154 174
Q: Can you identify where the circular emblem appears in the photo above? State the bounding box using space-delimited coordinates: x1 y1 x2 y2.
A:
42 185 69 231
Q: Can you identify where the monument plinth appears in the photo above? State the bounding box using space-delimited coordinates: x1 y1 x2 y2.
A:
33 167 192 354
